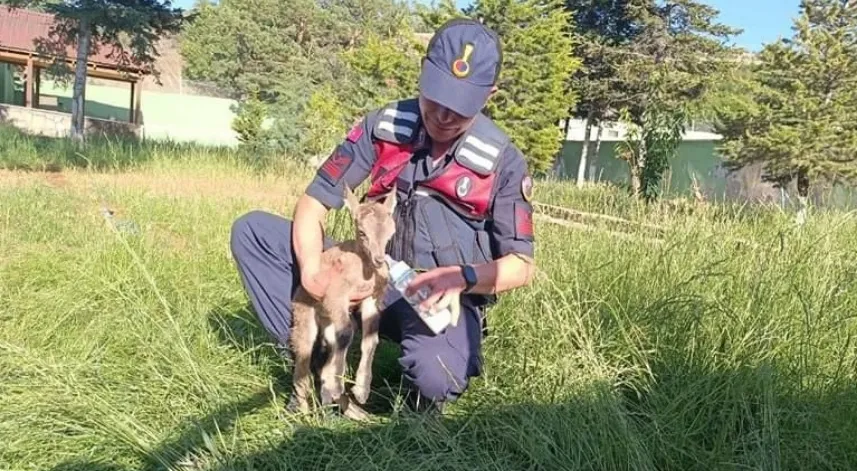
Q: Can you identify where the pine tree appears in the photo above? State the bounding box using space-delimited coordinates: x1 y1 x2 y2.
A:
719 0 857 206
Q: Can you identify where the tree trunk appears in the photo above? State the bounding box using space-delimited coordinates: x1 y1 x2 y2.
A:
70 19 91 144
552 116 572 178
795 167 810 225
592 122 603 178
576 112 593 187
630 143 645 198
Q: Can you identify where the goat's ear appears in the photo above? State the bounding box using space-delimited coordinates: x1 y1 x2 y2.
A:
343 184 360 214
383 190 397 214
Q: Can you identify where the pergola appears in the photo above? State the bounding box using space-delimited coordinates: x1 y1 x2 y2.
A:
0 6 146 124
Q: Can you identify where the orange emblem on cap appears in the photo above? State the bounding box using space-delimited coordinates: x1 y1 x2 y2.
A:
452 43 474 78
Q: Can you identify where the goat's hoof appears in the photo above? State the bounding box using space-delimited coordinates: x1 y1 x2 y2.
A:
320 389 334 406
340 397 371 421
351 383 370 404
286 392 310 414
320 386 342 406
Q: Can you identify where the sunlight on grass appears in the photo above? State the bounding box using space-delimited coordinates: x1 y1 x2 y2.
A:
2 129 857 470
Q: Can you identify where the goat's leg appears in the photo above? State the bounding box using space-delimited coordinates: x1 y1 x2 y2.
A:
319 299 353 406
289 300 318 413
334 316 370 421
318 321 340 406
352 296 381 405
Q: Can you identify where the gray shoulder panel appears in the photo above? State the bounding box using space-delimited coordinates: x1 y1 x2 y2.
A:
453 114 510 175
371 98 421 144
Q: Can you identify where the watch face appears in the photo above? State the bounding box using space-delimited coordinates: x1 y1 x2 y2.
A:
463 265 477 286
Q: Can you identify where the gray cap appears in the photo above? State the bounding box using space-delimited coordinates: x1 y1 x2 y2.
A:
419 18 503 118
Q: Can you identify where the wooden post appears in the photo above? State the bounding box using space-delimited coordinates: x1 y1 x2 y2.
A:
129 81 135 123
34 66 40 108
134 79 142 124
129 79 142 124
25 56 33 107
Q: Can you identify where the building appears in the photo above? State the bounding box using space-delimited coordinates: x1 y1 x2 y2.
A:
0 6 147 138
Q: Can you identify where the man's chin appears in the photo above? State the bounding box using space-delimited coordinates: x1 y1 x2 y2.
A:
426 127 462 144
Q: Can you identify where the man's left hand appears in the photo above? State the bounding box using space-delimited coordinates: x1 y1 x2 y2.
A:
405 265 467 313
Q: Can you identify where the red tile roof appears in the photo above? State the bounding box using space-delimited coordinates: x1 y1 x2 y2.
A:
0 6 146 74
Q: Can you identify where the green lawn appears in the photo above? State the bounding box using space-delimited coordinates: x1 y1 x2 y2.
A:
2 128 857 470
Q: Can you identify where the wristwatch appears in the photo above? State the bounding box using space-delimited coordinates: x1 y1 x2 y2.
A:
461 264 478 293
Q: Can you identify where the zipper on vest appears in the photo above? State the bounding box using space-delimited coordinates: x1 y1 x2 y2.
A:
397 187 416 267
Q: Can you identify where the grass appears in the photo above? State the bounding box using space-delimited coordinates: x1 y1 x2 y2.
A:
2 127 857 470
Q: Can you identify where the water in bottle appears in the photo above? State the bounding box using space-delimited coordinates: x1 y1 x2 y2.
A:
385 255 453 334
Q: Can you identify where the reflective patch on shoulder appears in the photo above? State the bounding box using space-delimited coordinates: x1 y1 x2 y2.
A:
373 103 420 143
456 134 502 175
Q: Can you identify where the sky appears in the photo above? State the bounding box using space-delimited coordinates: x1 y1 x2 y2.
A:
170 0 802 53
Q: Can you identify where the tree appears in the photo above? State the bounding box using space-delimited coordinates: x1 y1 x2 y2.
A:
180 0 419 155
611 0 742 200
564 0 636 184
421 0 581 175
4 0 184 143
718 0 857 210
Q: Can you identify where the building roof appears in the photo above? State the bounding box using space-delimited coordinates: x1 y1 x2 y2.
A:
0 6 147 74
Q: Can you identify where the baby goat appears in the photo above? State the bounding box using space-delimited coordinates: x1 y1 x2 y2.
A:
289 185 397 420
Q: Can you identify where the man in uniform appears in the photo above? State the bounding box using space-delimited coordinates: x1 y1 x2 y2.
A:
230 18 536 413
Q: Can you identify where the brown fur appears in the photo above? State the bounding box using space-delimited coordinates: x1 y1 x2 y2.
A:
289 185 397 420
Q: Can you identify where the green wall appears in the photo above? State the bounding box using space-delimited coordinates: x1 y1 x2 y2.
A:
558 139 857 209
558 140 727 197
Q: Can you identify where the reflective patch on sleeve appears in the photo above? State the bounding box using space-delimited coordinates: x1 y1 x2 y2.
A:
514 201 534 241
317 146 353 187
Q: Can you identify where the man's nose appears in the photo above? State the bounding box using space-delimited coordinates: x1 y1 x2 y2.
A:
436 107 455 123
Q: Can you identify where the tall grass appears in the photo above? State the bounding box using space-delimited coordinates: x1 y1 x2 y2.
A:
2 129 857 470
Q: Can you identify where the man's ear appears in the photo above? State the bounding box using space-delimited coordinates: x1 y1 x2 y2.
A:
383 190 397 214
487 85 499 99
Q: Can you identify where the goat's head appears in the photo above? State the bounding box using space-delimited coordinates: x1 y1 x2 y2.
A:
343 184 397 269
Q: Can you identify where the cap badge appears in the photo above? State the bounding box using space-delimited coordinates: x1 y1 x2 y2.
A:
452 43 474 78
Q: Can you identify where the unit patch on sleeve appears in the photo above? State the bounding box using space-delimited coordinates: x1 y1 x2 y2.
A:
318 147 354 186
521 174 533 202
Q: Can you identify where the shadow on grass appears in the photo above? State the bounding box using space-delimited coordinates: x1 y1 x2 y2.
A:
44 336 857 470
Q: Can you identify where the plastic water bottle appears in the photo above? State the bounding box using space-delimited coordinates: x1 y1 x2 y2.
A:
385 255 453 335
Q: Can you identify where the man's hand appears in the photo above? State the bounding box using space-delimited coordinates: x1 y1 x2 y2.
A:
301 265 375 308
404 265 467 313
404 253 534 312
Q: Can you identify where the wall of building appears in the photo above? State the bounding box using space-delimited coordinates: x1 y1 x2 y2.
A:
0 103 140 140
38 78 240 147
558 139 857 209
